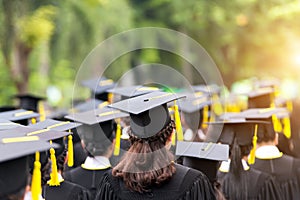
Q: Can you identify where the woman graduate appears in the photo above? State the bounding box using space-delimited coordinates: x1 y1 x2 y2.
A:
95 91 216 200
207 120 282 200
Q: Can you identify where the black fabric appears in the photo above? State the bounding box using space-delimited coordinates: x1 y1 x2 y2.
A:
252 155 300 200
95 164 216 200
218 168 282 200
43 180 89 200
63 166 111 199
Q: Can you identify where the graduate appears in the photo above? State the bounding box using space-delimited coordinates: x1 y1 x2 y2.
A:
63 106 128 199
27 119 89 200
177 94 211 142
175 141 229 200
0 134 57 200
95 91 216 200
207 120 282 200
252 120 300 199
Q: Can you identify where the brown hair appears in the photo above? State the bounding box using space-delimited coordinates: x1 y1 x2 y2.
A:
112 120 176 193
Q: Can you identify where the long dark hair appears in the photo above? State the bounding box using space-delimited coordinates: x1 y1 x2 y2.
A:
222 138 252 200
112 120 176 193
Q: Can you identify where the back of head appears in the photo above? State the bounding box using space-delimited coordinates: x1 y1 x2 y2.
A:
257 123 276 143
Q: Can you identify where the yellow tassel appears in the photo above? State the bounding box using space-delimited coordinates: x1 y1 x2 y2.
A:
169 107 176 146
31 118 37 124
212 94 223 116
283 117 291 139
248 124 258 165
286 100 293 112
38 101 46 122
174 102 183 141
67 134 74 167
31 152 41 200
272 114 282 133
108 93 114 104
113 122 121 156
48 148 60 186
202 105 209 129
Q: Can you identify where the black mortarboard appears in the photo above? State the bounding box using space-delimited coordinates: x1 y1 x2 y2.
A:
0 139 57 196
176 141 229 183
192 84 221 96
72 99 108 113
240 107 288 121
65 107 128 155
28 119 81 132
178 95 211 131
246 87 274 108
0 126 71 141
81 77 115 101
14 94 45 112
109 91 185 138
107 85 160 100
0 109 40 125
206 120 268 145
0 119 22 130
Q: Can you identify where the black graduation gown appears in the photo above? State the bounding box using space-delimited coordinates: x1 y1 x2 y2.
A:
43 180 89 200
63 166 111 199
95 164 216 200
252 155 300 200
218 168 282 200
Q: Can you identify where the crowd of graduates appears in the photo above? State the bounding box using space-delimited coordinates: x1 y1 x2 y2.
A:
1 76 300 200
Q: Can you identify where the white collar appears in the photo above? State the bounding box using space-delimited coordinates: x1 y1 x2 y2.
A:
255 145 283 159
81 156 111 170
219 159 250 173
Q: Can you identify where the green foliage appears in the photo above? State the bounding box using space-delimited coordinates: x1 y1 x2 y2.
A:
17 5 57 48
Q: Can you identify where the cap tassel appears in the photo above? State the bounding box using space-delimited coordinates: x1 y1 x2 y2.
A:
287 100 293 112
272 114 282 133
212 94 223 116
113 122 121 156
31 152 41 200
248 124 258 165
283 117 291 139
202 105 209 129
48 148 60 186
108 93 114 104
38 101 46 122
67 134 74 167
168 107 176 146
174 102 183 141
31 117 37 125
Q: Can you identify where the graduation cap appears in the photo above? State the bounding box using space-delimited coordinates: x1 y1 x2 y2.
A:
0 119 22 130
0 109 40 125
71 98 108 112
0 105 16 112
107 85 160 101
192 84 221 94
65 107 129 156
246 87 274 108
0 137 58 197
178 95 211 132
81 77 115 101
109 91 185 138
14 94 45 112
176 141 229 183
28 119 82 165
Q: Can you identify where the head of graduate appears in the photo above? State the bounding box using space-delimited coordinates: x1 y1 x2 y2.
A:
109 91 184 193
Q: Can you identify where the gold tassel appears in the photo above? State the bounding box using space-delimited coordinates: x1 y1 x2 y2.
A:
113 121 121 156
287 100 293 112
38 101 46 122
31 117 37 125
67 134 74 167
48 148 60 186
212 94 223 116
202 105 209 129
174 102 183 141
248 124 258 165
31 152 41 200
283 117 291 139
168 107 176 146
272 114 282 133
108 93 114 104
